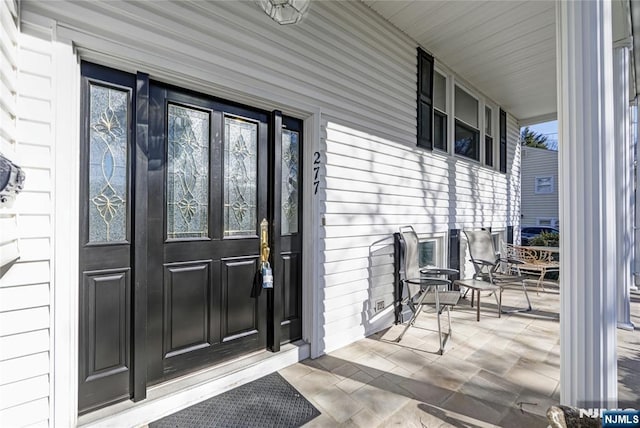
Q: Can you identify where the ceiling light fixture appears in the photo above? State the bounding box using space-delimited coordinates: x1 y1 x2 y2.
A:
259 0 310 25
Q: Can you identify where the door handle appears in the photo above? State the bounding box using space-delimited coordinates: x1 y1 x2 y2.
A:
260 218 270 264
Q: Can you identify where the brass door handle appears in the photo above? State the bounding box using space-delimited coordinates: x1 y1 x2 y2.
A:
260 218 270 264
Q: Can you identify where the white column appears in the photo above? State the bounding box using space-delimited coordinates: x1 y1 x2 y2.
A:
613 40 635 331
556 0 618 408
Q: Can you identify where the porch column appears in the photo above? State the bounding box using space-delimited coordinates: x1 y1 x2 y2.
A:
613 40 635 331
556 0 618 409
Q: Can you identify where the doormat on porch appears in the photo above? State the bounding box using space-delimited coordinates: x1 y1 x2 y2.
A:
149 372 320 428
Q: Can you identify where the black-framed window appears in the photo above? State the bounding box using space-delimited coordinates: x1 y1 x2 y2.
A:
417 48 434 150
434 111 447 151
433 71 447 151
485 106 494 166
454 85 479 161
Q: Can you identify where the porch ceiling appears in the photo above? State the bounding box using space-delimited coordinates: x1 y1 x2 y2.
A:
362 0 558 123
364 0 640 122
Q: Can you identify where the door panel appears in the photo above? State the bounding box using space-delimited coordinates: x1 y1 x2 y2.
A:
163 261 211 357
221 256 261 341
83 268 130 378
281 253 300 322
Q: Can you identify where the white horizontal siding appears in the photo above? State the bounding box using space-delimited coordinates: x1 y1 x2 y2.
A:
0 375 50 409
0 307 50 336
0 0 17 153
521 146 558 227
23 0 417 144
507 113 522 238
0 397 49 428
0 329 50 361
0 0 19 273
0 19 53 428
0 352 50 385
0 283 49 312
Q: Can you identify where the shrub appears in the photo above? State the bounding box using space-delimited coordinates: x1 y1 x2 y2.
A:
529 231 559 247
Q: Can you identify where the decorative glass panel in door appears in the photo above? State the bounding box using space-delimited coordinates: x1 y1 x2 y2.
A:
224 116 258 236
166 104 210 239
281 129 299 235
88 84 129 243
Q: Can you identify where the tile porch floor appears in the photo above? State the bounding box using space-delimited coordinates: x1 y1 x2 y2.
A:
278 283 640 427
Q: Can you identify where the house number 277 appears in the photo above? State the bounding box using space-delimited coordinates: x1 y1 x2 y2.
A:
313 152 320 195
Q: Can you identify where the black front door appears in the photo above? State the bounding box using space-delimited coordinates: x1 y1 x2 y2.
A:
78 63 303 413
146 83 270 382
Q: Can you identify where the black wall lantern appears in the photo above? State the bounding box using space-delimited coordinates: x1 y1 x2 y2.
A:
0 153 25 207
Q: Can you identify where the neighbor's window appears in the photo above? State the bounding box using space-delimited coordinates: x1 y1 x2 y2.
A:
485 106 494 167
537 218 553 226
433 71 447 151
454 85 480 161
535 176 554 194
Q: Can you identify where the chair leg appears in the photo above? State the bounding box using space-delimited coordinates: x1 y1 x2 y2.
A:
537 269 546 294
500 281 533 313
492 288 504 318
462 287 470 299
396 290 429 342
436 306 443 355
395 318 413 343
521 280 533 311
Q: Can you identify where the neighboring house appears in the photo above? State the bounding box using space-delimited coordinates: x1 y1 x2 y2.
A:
0 1 635 427
521 146 559 229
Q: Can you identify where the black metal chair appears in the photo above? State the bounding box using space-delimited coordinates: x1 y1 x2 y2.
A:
396 226 460 354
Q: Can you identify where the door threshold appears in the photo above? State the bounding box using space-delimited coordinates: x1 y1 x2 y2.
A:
78 341 310 428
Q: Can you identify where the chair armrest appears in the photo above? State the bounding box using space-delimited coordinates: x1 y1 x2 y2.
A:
470 258 498 267
500 257 524 265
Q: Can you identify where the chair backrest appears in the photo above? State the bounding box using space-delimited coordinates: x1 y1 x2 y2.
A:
398 226 421 281
463 229 498 264
463 229 498 279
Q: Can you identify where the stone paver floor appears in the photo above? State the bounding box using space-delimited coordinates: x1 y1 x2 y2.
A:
279 282 640 427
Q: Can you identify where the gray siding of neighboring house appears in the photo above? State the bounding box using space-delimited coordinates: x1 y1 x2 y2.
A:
521 146 559 229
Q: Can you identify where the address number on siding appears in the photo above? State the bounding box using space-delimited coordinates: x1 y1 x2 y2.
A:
313 151 320 195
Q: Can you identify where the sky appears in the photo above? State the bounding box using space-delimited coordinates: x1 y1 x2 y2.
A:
528 120 557 136
525 120 558 150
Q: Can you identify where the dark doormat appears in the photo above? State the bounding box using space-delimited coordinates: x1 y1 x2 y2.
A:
149 372 320 428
